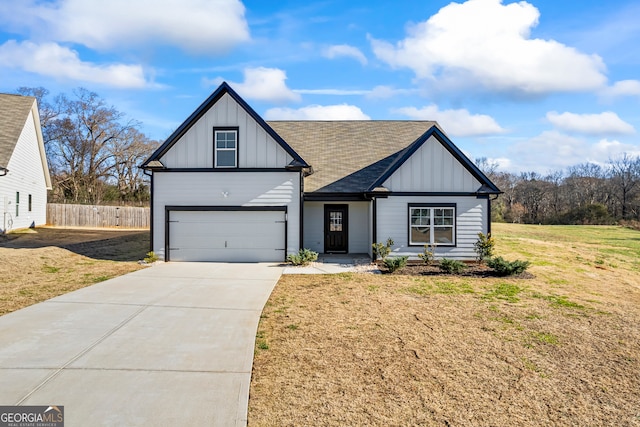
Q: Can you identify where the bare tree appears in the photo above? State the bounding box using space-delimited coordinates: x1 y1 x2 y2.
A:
514 172 555 224
48 89 131 203
110 127 159 202
20 87 157 204
607 154 640 220
565 163 606 208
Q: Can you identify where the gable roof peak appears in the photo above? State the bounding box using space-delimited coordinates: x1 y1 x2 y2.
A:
142 82 309 168
367 125 500 193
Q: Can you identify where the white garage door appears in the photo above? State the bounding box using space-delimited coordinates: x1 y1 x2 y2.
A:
168 210 286 262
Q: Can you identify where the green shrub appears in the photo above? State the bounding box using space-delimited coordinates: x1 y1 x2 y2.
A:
384 256 408 273
144 251 159 263
372 237 394 260
486 256 530 276
438 258 467 274
417 243 435 265
287 248 319 266
474 232 495 262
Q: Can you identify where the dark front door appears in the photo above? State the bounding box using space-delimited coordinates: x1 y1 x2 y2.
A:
324 204 348 253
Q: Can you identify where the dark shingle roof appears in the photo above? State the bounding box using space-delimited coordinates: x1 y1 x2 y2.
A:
0 94 36 167
267 121 437 192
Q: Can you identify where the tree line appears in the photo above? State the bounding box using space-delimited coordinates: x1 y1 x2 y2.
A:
17 87 160 205
14 86 640 222
478 155 640 225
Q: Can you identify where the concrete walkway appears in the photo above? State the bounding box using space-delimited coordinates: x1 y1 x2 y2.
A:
0 262 283 426
283 254 380 274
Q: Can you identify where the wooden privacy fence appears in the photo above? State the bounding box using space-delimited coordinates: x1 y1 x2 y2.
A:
47 204 150 229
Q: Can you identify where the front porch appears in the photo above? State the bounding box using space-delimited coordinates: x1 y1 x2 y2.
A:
302 201 372 256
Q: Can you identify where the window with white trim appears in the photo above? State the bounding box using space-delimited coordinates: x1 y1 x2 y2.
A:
214 129 237 168
409 205 455 246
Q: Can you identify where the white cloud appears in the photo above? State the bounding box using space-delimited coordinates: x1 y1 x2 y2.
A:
0 40 153 88
264 105 370 120
489 157 512 171
293 86 417 98
226 67 300 103
366 85 417 99
0 0 249 53
370 0 607 95
546 111 635 135
394 105 505 136
323 44 368 65
294 89 370 96
591 139 640 161
601 80 640 98
504 131 640 173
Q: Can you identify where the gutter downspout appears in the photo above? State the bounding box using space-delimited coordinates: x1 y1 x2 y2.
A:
299 171 304 251
143 168 154 254
372 197 377 259
488 193 500 235
1 168 8 233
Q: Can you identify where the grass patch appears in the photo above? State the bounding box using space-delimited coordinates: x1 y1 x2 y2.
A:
405 278 475 296
42 265 60 273
250 224 640 426
541 295 586 310
0 228 148 316
531 331 560 345
482 282 524 303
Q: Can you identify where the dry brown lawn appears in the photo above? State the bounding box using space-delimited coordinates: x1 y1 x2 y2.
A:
0 227 149 315
249 223 640 426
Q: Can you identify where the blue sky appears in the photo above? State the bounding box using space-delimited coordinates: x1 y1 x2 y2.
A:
1 0 639 173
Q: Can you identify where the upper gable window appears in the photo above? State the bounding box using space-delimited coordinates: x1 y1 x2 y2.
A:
214 128 238 168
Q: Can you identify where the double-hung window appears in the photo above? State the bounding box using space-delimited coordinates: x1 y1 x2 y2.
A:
214 129 238 168
409 204 455 246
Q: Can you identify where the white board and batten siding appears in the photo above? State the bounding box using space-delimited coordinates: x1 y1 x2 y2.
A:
152 171 300 261
377 136 488 260
160 93 293 169
303 201 370 254
376 196 488 260
382 135 482 192
0 109 48 232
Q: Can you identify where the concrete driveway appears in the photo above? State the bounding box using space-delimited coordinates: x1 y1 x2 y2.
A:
0 262 283 426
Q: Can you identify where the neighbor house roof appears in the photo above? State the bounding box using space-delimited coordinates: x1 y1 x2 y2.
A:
267 121 437 193
0 93 36 167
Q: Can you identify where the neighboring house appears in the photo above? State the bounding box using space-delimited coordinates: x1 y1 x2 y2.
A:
0 94 52 233
142 82 500 262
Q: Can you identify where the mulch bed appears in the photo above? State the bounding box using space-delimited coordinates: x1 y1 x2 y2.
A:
378 262 535 278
